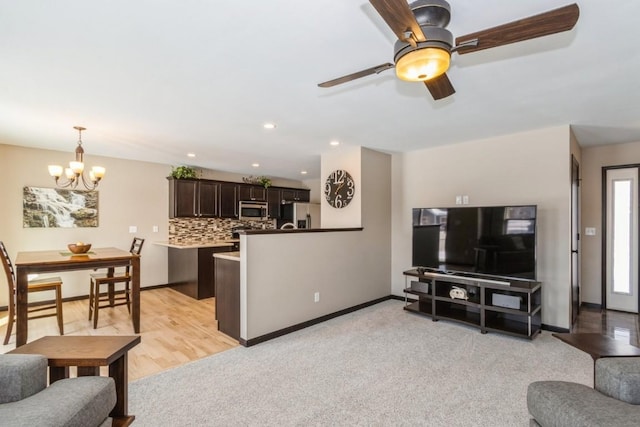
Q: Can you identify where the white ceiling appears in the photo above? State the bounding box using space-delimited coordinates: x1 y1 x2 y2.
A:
1 0 640 180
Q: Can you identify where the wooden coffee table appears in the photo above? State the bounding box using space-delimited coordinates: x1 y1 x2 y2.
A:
553 333 640 382
9 335 140 426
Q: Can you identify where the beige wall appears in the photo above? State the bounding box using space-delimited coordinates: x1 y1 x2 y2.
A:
199 169 308 190
570 129 582 165
0 143 313 308
0 143 170 305
240 147 391 340
391 126 573 329
320 145 362 228
302 178 321 203
2 127 585 331
580 140 640 304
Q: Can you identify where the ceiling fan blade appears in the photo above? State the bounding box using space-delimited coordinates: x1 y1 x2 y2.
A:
318 63 394 88
455 3 579 55
370 0 426 42
424 73 455 100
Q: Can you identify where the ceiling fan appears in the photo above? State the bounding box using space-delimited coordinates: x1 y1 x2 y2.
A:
318 0 579 100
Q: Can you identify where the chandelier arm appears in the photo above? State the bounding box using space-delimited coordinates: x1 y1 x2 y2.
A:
53 177 77 189
81 177 98 191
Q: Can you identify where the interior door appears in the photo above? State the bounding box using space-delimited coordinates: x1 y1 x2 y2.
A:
605 167 639 313
571 156 580 324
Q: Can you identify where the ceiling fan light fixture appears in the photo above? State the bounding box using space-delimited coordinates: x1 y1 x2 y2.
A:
411 0 451 28
395 47 450 82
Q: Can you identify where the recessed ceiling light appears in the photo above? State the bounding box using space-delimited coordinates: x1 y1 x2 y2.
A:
252 163 260 168
187 153 196 158
263 123 276 129
301 170 308 175
330 140 340 146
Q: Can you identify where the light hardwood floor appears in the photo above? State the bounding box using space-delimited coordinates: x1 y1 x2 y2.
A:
0 287 239 381
3 289 639 383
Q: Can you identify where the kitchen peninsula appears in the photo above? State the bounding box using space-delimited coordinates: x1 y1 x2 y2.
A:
210 227 394 347
163 176 311 300
155 241 236 299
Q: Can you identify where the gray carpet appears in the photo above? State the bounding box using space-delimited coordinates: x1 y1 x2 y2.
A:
129 300 592 426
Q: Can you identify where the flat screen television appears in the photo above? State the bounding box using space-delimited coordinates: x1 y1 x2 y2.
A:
412 205 537 280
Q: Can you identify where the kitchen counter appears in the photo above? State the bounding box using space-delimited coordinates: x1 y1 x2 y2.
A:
241 227 363 235
213 251 240 262
163 243 237 300
154 240 238 249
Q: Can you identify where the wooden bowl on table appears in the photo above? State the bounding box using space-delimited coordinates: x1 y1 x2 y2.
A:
68 243 92 254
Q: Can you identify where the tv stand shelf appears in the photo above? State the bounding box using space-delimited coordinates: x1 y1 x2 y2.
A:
403 269 541 339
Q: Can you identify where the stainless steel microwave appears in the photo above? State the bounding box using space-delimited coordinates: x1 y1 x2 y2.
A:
238 201 268 220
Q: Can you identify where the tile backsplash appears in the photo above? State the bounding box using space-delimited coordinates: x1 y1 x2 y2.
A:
168 217 275 244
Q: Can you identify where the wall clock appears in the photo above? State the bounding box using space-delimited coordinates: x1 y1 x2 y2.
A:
324 169 355 209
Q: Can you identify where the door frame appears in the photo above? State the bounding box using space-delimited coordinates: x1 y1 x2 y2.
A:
601 163 640 311
571 155 580 324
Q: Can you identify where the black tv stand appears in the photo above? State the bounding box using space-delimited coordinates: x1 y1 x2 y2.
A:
403 269 541 339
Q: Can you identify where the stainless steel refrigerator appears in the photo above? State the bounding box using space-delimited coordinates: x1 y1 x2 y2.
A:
279 203 321 229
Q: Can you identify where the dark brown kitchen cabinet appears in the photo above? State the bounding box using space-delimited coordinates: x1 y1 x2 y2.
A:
198 180 219 216
215 256 240 340
281 188 310 203
219 182 239 218
238 185 266 201
168 246 232 299
169 178 219 218
169 177 311 219
266 188 282 219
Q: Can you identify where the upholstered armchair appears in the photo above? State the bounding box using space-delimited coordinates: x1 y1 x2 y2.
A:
527 357 640 426
0 354 116 427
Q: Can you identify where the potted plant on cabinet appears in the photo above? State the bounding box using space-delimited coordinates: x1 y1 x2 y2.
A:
257 176 271 188
169 166 197 179
242 175 271 188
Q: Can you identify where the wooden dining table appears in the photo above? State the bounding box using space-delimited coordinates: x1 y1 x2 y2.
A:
14 247 141 347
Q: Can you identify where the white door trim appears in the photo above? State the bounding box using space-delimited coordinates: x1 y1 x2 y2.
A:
605 167 639 313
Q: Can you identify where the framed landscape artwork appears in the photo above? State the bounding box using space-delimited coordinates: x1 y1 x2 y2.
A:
23 186 99 228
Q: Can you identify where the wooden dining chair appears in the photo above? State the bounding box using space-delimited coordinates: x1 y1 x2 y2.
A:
88 237 144 328
0 241 64 345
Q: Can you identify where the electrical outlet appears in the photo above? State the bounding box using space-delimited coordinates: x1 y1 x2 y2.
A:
462 195 469 205
455 196 462 205
314 292 320 303
585 227 596 236
129 226 137 233
152 225 159 233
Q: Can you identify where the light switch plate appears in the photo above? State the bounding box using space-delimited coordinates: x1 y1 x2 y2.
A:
585 227 596 236
129 226 137 233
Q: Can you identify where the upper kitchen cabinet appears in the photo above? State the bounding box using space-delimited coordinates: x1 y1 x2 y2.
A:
219 182 239 218
266 188 282 219
198 180 219 216
281 188 310 203
169 177 310 219
238 184 266 202
169 178 219 218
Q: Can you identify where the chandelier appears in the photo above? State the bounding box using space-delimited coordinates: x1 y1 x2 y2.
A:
48 126 105 190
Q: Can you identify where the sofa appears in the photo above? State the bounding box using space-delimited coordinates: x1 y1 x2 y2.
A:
527 357 640 426
0 354 117 427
